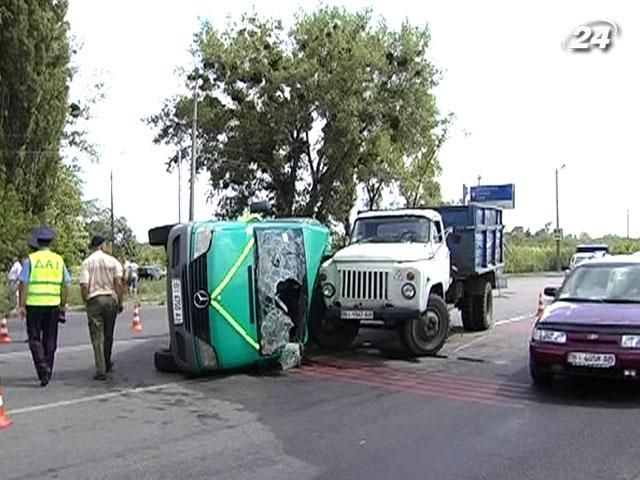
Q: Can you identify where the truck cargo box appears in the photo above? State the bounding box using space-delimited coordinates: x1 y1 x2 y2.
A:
432 204 505 279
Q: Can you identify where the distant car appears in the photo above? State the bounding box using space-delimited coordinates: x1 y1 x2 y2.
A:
568 250 608 270
138 265 166 280
529 255 640 387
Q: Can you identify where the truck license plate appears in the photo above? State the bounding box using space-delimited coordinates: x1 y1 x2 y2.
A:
340 310 374 320
171 278 184 325
567 352 615 368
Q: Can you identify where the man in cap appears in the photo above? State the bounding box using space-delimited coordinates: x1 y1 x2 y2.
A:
79 234 124 381
18 226 71 387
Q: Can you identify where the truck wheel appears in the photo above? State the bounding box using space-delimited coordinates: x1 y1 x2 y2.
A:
460 295 475 331
154 348 181 373
471 280 494 331
308 293 359 351
462 280 493 332
399 294 450 356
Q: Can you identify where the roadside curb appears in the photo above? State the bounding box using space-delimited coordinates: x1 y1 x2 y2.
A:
507 272 565 278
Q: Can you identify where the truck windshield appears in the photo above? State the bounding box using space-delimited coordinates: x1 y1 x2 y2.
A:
350 216 431 244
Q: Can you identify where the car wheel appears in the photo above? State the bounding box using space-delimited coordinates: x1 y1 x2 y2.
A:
308 292 359 351
399 293 450 356
529 359 552 388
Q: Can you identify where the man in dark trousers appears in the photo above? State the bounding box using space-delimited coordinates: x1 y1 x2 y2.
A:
79 234 124 381
18 226 71 387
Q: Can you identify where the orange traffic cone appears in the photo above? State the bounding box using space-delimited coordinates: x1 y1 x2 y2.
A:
0 384 13 430
535 292 545 320
131 304 142 332
0 316 11 344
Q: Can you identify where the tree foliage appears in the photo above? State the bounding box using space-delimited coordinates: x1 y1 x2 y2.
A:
505 226 640 273
82 199 139 261
148 7 450 229
0 1 112 269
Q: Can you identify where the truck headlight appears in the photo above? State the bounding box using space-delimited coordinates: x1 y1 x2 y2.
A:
401 283 416 299
532 328 566 344
193 227 212 259
621 335 640 348
322 283 335 298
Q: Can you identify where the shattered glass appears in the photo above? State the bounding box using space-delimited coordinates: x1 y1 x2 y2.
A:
254 228 307 364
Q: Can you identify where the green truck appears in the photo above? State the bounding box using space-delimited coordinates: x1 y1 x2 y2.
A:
148 204 332 375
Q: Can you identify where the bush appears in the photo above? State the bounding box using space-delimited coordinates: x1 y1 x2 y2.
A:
505 244 573 273
66 277 167 308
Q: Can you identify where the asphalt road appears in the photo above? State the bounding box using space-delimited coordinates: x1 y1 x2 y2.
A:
2 275 640 480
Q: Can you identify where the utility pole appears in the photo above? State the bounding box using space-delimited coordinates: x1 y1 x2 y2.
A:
178 149 182 223
110 170 115 255
627 209 630 239
189 81 198 222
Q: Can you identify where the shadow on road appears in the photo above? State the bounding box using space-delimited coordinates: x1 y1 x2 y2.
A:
504 366 640 409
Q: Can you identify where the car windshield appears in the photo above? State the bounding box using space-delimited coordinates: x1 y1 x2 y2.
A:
350 216 431 244
559 264 640 303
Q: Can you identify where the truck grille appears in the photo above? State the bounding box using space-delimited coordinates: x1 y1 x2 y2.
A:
340 269 389 300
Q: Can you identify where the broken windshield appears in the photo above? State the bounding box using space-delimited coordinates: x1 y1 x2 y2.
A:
254 227 308 367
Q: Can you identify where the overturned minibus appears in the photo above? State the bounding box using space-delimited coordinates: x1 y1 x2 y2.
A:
148 205 332 375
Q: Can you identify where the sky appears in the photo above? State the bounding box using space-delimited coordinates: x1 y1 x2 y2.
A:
65 0 640 241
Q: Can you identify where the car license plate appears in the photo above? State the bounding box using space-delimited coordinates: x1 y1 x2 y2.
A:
340 310 374 320
567 352 616 368
171 278 184 325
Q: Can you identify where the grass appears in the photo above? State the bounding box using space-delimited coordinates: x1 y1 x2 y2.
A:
66 278 167 309
504 244 575 274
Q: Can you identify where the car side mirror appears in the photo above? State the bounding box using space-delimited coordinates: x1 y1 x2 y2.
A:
543 286 558 298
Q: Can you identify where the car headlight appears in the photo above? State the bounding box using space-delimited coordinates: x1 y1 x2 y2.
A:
621 335 640 348
401 283 416 299
532 328 567 344
322 283 335 298
193 228 212 258
196 338 219 370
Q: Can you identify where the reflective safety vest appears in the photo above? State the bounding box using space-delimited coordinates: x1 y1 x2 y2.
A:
27 250 64 307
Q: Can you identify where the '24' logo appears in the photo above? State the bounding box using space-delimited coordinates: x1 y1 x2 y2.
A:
562 19 620 52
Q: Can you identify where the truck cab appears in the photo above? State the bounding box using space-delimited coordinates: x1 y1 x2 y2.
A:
312 209 453 356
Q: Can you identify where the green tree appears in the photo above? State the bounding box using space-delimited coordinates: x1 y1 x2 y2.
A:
0 0 71 213
148 7 448 230
82 200 139 261
396 113 452 208
0 0 92 269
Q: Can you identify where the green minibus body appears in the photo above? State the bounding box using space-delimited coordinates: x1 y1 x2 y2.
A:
151 216 331 375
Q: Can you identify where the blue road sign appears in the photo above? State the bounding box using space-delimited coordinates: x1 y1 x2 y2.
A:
469 184 515 209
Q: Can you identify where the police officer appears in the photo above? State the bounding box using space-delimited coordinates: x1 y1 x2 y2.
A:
18 226 71 387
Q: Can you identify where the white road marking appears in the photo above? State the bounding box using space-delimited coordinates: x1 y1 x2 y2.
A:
451 314 533 353
495 314 533 326
451 335 489 353
8 382 180 415
0 336 163 361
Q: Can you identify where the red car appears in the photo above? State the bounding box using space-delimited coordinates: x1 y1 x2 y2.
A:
529 255 640 387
